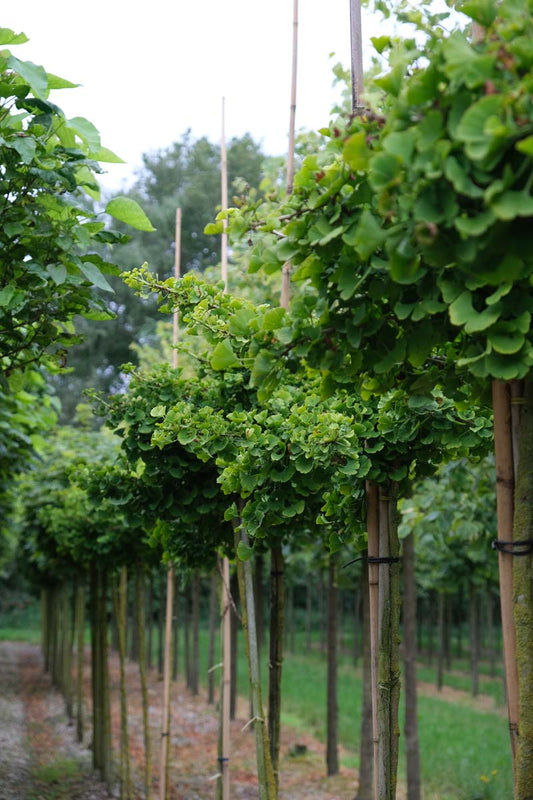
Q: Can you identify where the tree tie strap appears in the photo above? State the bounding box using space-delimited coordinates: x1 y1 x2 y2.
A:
492 539 533 556
342 554 401 568
270 570 284 577
217 757 230 763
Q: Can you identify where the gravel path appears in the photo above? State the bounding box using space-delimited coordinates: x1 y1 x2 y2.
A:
0 641 108 800
0 642 33 799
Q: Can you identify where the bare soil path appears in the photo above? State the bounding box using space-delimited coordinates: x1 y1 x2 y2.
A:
0 640 363 800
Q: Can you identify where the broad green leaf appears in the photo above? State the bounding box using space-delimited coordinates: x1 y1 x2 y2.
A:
449 291 501 332
516 135 533 156
371 36 392 54
369 152 401 191
47 73 78 90
210 340 240 371
150 405 167 418
488 329 525 354
352 209 386 260
0 28 28 45
491 191 533 221
454 209 495 236
228 307 256 337
7 55 48 99
250 349 276 387
79 261 113 292
374 64 404 97
343 132 370 172
90 146 125 164
47 264 67 285
105 197 156 232
383 130 416 163
456 95 505 153
204 221 224 235
457 0 497 26
237 540 253 561
9 136 37 164
261 307 286 332
177 429 196 445
67 116 101 150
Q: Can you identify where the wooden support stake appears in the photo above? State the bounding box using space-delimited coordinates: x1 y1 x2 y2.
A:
280 0 298 310
221 98 228 293
349 0 364 109
159 565 175 800
492 380 519 766
366 481 379 800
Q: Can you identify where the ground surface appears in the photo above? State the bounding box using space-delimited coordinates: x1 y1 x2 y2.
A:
0 640 371 800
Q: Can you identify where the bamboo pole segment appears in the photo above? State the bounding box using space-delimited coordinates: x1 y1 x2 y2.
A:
172 208 182 370
220 557 231 800
280 0 299 309
492 380 519 767
366 481 380 800
159 207 182 800
159 565 174 800
218 102 232 799
349 0 364 110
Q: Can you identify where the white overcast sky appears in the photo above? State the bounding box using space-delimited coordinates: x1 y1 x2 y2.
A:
3 1 391 191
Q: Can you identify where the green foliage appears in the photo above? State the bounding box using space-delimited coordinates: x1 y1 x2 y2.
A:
0 31 140 378
399 457 499 593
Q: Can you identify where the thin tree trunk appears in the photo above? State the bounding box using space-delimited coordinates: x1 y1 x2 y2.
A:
356 561 373 800
172 573 179 682
486 585 496 679
469 585 480 698
326 552 339 776
377 486 401 800
184 581 191 689
158 569 164 677
353 588 361 667
75 576 85 743
234 523 276 800
268 545 285 788
230 571 238 721
366 481 380 800
492 379 519 765
111 568 132 800
427 594 435 667
136 565 152 800
445 595 452 672
217 557 231 800
62 582 73 720
512 378 533 797
159 565 174 800
147 572 154 671
208 571 217 704
255 554 265 654
437 592 445 692
191 572 200 695
100 569 113 790
403 532 421 800
306 582 312 653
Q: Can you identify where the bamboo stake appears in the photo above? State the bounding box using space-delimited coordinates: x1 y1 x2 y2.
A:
366 481 380 800
280 0 298 309
218 99 232 800
492 380 519 766
159 208 182 800
159 565 174 800
221 557 231 800
349 0 364 110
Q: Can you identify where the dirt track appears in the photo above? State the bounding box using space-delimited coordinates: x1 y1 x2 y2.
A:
0 640 364 800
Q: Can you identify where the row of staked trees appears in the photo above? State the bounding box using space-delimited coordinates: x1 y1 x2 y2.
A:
3 2 533 799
